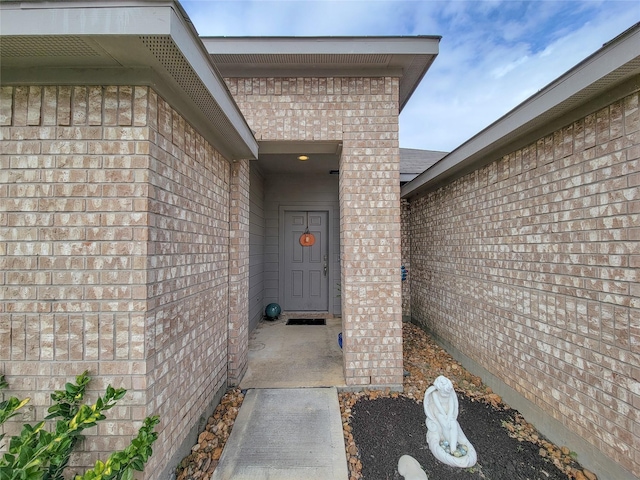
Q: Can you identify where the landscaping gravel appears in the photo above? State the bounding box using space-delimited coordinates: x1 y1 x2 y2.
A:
176 323 597 480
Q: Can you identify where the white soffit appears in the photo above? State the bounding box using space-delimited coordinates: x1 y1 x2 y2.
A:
402 22 640 199
0 0 258 160
201 36 440 111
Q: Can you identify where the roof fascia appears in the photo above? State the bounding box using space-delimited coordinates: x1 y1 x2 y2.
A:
201 36 440 55
0 1 176 36
402 23 640 200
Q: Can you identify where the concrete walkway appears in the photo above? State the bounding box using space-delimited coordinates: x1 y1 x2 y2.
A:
211 388 349 480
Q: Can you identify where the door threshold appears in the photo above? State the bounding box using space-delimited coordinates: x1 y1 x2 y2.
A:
281 311 335 320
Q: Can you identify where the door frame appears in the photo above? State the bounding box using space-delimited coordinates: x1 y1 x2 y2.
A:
278 204 335 313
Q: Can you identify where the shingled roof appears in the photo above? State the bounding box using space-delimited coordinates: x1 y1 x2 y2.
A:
400 148 448 185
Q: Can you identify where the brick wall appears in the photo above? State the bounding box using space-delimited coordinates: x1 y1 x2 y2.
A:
226 77 404 388
0 85 235 476
408 90 639 477
227 158 250 386
144 92 234 474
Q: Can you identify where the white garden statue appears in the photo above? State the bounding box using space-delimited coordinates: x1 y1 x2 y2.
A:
398 455 428 480
423 375 477 468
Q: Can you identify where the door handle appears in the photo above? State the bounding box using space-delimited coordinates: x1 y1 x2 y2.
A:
323 254 328 277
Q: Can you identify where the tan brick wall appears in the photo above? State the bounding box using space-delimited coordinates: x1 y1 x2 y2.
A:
0 85 151 466
408 90 640 477
144 92 233 474
226 77 404 388
0 85 235 476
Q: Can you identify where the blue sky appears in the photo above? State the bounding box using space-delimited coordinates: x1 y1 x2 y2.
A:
181 0 639 152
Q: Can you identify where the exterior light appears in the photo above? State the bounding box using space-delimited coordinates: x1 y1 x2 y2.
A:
298 155 309 161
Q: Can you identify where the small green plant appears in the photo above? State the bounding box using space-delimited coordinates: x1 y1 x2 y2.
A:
40 371 92 480
0 372 159 480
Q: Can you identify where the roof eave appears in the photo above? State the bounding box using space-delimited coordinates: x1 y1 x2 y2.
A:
201 36 441 112
402 23 640 200
0 0 258 160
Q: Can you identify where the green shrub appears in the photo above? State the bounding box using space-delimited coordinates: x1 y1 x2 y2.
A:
0 372 159 480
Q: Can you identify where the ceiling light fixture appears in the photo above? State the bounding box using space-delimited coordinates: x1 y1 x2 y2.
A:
298 155 309 161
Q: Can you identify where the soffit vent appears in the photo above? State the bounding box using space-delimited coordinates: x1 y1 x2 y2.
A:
211 53 391 65
1 35 100 58
399 54 432 108
140 35 248 153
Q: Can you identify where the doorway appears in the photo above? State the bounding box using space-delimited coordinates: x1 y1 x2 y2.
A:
282 210 329 311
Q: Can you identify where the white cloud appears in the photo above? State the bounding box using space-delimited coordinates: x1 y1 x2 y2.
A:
185 0 410 36
491 56 530 80
399 1 638 151
181 0 639 152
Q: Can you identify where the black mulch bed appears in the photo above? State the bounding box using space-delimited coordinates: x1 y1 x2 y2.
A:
351 395 569 480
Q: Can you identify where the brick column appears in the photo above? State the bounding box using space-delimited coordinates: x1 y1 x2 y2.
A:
339 77 403 389
227 158 250 385
401 199 411 321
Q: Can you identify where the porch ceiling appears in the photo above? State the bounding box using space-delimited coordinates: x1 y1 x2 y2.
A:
257 141 341 175
201 36 441 112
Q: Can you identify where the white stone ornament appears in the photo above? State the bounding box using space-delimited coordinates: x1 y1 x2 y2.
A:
423 375 477 468
398 454 428 480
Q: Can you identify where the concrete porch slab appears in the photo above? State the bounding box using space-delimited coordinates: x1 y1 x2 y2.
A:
240 317 345 389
